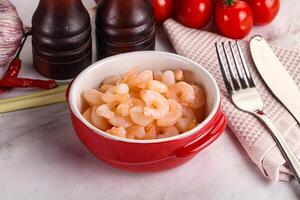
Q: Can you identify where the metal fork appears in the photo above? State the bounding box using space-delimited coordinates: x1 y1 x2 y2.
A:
215 41 300 183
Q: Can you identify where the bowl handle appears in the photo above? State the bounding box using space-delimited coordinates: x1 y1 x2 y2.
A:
174 112 227 158
65 80 74 103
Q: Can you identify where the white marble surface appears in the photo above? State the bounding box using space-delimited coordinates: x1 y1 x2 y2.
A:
0 0 300 199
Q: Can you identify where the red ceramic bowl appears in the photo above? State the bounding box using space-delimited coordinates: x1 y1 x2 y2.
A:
67 51 227 172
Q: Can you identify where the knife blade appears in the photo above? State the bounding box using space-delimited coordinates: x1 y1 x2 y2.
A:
250 35 300 124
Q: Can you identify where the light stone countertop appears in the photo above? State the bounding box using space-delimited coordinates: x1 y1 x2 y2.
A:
0 0 300 199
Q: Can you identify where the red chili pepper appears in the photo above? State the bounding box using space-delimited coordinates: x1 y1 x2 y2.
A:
0 78 57 90
0 58 22 94
0 33 29 95
3 59 22 78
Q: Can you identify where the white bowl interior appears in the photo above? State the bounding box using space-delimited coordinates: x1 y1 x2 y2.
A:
69 51 220 143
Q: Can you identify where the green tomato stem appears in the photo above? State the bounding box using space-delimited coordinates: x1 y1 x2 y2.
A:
223 0 237 6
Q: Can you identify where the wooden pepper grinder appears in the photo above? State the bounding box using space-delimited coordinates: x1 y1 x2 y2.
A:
95 0 155 60
31 0 92 80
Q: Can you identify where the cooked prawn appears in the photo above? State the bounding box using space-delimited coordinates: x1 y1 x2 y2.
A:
91 105 112 131
157 99 182 127
102 93 130 103
96 104 115 119
161 70 175 86
82 107 92 124
116 98 145 117
140 90 169 119
130 106 154 126
109 115 133 128
83 89 103 105
107 101 120 110
99 85 114 93
126 125 146 139
147 80 168 94
116 100 133 117
144 123 157 139
102 90 130 103
166 82 195 105
111 83 129 94
121 68 138 83
174 70 183 81
131 98 145 107
107 127 127 138
157 126 180 139
153 71 163 81
189 85 206 109
127 70 153 89
97 104 132 128
176 106 197 132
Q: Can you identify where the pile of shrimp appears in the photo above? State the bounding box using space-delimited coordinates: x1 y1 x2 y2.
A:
82 68 206 140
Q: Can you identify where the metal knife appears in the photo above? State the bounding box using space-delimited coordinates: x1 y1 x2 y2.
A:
250 35 300 124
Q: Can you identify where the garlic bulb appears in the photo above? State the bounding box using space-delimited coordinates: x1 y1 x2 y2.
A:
0 0 23 67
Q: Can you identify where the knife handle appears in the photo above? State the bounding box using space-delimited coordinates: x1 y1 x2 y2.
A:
254 111 300 183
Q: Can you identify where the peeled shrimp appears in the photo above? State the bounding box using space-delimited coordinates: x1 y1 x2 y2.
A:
126 125 146 139
102 75 121 85
147 80 168 94
140 90 169 119
116 98 145 117
99 85 114 93
154 71 163 81
91 105 112 131
107 127 127 138
127 70 153 89
121 68 138 83
131 98 145 107
189 85 206 109
97 104 132 128
157 99 182 127
176 106 197 132
145 123 157 139
116 100 132 117
174 70 183 81
111 83 129 94
130 106 154 126
102 84 130 103
157 126 180 139
83 89 103 105
161 70 175 86
109 115 133 128
166 82 195 105
82 107 92 124
96 104 115 119
107 101 120 110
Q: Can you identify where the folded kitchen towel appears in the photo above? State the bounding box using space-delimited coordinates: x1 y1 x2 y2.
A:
163 19 300 182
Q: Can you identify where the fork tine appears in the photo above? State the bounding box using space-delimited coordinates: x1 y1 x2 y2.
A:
215 43 233 94
229 41 248 89
236 41 255 87
221 42 240 90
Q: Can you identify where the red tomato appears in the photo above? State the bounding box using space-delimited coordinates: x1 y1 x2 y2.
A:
243 0 280 25
152 0 174 24
215 0 253 39
175 0 213 29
